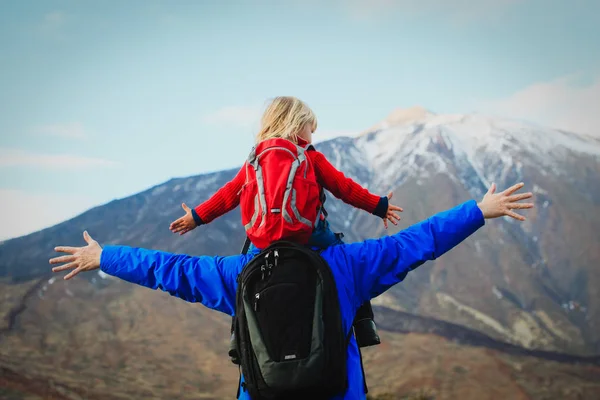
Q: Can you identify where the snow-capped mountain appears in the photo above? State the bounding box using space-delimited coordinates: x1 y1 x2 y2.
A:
321 107 600 355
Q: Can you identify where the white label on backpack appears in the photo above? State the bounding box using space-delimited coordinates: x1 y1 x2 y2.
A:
284 354 297 360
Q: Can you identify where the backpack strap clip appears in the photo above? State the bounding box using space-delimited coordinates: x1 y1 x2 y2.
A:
262 251 276 279
247 146 257 164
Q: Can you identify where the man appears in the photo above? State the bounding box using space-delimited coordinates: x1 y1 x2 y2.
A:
50 183 533 399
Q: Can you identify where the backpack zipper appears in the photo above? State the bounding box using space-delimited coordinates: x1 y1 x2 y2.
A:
254 293 260 311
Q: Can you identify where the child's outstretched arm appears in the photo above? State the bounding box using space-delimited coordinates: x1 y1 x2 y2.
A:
310 151 403 228
169 165 246 235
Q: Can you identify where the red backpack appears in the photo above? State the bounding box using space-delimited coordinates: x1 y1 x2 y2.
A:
240 138 321 249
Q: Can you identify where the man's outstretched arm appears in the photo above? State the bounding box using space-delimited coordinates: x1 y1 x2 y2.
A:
331 182 534 305
49 233 244 316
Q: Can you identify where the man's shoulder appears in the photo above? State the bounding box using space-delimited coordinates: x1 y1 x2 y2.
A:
319 244 355 277
216 253 249 272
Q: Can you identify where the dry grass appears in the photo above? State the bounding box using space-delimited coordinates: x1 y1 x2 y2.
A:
2 278 600 399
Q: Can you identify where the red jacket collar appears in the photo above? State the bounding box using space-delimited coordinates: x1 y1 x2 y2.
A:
297 137 310 147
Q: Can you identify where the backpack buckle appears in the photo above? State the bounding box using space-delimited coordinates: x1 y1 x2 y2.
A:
261 253 269 280
247 146 257 163
262 251 277 278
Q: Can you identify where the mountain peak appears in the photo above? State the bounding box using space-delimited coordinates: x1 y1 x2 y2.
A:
362 106 435 135
384 106 435 125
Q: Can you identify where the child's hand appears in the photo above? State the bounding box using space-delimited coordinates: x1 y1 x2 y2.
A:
383 192 403 229
169 203 197 235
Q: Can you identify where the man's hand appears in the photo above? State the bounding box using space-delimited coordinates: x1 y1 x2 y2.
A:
383 191 403 229
169 203 197 235
50 231 103 280
478 182 534 220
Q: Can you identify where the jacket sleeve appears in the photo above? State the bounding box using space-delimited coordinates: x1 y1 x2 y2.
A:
310 151 388 218
329 200 485 305
100 245 245 316
192 164 246 225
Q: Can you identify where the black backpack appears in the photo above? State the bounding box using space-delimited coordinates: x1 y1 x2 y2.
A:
233 240 351 400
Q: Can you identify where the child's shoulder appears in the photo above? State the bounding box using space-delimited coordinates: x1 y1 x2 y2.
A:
305 146 324 158
306 149 333 167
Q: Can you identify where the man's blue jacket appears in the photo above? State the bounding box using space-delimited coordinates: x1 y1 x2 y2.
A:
99 200 485 399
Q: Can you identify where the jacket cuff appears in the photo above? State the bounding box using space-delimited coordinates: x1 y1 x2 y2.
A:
99 245 121 276
191 209 204 226
372 196 388 219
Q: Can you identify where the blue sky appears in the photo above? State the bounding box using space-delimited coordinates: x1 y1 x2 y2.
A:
0 0 599 240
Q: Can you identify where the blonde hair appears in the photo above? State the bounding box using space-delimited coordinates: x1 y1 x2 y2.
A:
256 96 317 143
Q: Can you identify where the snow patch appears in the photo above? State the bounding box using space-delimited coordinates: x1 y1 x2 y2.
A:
561 300 586 313
195 177 218 191
226 220 239 230
492 286 503 299
152 186 167 196
533 184 548 195
437 292 512 339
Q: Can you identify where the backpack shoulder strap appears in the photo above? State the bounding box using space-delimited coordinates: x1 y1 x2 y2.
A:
241 237 251 255
234 236 252 398
355 330 369 394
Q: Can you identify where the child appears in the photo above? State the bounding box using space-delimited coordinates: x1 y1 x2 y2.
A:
169 96 403 347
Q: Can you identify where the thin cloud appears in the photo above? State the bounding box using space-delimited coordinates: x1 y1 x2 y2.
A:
0 189 96 241
201 106 262 129
341 0 524 23
40 11 68 34
0 148 119 169
313 130 358 144
37 122 87 139
477 73 600 137
201 105 356 143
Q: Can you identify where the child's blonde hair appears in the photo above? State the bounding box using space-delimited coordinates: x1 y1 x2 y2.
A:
256 96 317 143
